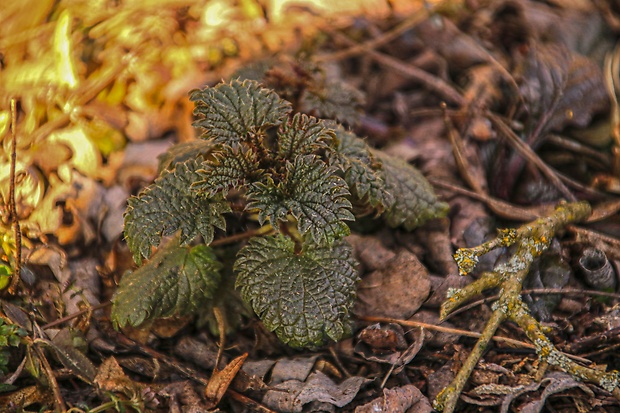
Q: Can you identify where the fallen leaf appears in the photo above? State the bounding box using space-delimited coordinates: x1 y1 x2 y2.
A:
0 160 44 219
270 356 318 385
517 43 609 132
241 359 277 381
414 16 490 71
205 353 248 409
347 234 396 272
47 328 96 383
410 311 459 348
263 371 369 413
516 372 594 413
358 323 407 352
100 185 130 243
28 245 70 286
355 325 426 376
94 356 139 395
355 250 431 319
460 371 596 413
354 384 433 413
47 126 102 178
0 385 53 409
173 336 224 371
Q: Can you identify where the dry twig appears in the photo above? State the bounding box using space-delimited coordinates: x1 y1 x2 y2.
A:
433 201 620 413
8 99 21 295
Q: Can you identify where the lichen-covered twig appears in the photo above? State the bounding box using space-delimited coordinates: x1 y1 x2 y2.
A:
434 201 620 412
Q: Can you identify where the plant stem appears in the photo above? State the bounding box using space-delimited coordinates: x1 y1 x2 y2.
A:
210 225 274 247
434 309 505 413
8 98 21 295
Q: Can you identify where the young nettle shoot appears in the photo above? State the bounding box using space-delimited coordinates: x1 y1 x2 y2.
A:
113 79 448 348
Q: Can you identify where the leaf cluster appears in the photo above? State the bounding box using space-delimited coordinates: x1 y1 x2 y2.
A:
115 78 448 347
235 58 365 125
0 318 26 375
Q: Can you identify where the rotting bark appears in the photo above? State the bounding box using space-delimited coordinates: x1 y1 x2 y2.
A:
434 201 620 413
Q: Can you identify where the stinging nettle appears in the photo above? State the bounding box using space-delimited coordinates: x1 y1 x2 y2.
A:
113 77 448 348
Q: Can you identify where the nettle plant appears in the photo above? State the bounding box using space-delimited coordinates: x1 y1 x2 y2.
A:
112 78 448 348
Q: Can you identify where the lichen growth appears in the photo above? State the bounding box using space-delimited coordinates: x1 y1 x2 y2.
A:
454 248 479 275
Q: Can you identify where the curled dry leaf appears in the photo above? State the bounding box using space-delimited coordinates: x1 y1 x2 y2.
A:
489 41 609 200
410 311 460 347
358 323 407 352
64 258 101 316
0 160 44 219
522 253 571 322
27 245 70 286
205 353 248 409
241 359 277 382
355 324 426 375
499 372 594 413
577 247 617 290
24 171 105 245
262 371 369 413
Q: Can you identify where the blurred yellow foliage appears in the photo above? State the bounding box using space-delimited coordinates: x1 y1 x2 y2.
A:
0 0 399 243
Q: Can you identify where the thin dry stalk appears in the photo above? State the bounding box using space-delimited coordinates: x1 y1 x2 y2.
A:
8 99 22 295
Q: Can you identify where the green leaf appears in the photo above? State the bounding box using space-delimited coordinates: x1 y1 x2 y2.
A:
344 159 393 211
332 125 371 162
277 113 333 159
246 176 288 226
235 235 358 348
247 155 353 244
332 127 393 210
124 159 231 263
0 383 17 393
0 264 11 291
193 145 260 197
301 80 365 125
190 79 292 146
112 238 222 328
375 151 449 230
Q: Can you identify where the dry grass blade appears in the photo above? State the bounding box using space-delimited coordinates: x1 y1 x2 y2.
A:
32 341 66 412
442 104 486 194
359 315 591 364
428 177 554 221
